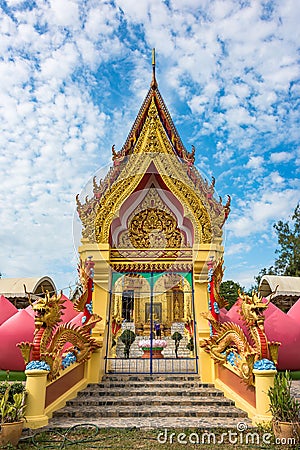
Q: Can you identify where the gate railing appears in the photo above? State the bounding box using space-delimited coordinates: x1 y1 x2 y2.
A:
105 356 198 375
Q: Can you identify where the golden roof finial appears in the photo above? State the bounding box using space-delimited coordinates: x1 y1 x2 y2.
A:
151 48 157 89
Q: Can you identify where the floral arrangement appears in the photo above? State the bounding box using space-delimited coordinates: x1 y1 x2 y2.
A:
253 358 276 371
25 360 51 371
138 339 167 350
62 352 77 369
226 351 241 367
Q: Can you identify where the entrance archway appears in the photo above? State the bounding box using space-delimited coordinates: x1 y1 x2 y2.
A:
105 271 197 374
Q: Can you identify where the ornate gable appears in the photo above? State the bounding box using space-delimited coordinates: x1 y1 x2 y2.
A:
77 53 230 248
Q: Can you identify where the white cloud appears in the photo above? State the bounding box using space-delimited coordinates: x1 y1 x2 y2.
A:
223 267 258 290
228 189 299 238
49 0 80 28
226 243 251 256
270 171 284 185
245 155 265 171
270 151 294 163
0 1 121 290
220 94 239 109
214 148 234 165
188 95 209 114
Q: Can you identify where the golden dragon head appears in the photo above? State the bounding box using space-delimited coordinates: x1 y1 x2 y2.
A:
25 285 65 329
239 287 278 330
239 290 269 330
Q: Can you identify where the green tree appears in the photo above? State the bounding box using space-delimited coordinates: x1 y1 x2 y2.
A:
256 203 300 284
254 266 276 288
219 280 244 310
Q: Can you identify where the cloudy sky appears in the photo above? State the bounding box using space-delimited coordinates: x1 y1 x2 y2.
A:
0 0 299 293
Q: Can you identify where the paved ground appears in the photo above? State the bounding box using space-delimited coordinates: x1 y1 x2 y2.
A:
44 416 252 430
291 380 300 400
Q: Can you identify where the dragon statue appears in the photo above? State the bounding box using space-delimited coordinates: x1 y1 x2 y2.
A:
18 259 102 381
200 290 281 385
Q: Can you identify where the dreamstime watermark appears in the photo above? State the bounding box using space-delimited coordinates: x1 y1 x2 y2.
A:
157 422 297 446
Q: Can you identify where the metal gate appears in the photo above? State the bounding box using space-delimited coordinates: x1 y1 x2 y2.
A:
104 271 198 374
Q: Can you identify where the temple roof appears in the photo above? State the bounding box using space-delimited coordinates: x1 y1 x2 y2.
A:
113 61 194 163
77 51 231 244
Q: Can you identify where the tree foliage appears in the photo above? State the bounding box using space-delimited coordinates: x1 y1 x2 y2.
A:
256 204 300 285
219 280 244 310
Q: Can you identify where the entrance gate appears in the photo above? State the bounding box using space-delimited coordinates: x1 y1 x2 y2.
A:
105 271 198 374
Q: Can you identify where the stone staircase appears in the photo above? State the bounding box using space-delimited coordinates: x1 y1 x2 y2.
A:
48 375 251 429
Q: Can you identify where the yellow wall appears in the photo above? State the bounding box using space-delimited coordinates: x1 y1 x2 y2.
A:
78 235 224 379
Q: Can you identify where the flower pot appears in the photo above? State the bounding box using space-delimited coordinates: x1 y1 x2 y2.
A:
141 348 164 359
0 420 24 446
273 421 300 441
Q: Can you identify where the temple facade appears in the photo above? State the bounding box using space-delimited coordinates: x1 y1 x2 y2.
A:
76 53 230 377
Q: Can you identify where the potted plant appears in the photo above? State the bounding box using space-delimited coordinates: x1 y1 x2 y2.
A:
268 370 300 441
0 380 26 447
138 339 167 359
120 329 136 359
171 332 183 359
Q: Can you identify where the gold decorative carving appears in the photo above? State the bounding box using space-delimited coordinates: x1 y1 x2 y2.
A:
128 208 183 248
136 187 167 213
94 153 211 244
110 248 192 260
111 262 192 273
160 174 212 243
115 186 190 250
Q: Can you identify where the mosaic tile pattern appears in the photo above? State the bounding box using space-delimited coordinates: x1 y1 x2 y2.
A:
45 374 252 430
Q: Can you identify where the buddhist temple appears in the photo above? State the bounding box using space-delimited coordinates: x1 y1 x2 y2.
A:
76 50 230 376
3 52 300 433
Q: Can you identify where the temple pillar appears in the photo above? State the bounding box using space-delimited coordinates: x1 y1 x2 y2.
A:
24 370 49 428
252 369 276 424
78 239 110 381
193 242 224 379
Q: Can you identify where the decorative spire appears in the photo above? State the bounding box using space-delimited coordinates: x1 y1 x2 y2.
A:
151 48 157 89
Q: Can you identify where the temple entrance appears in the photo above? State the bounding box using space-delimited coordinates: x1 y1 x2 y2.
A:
105 271 198 374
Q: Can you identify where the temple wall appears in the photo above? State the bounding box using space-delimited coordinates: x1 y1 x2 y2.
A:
78 234 224 379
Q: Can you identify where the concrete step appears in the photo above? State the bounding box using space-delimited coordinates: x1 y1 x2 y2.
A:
66 395 234 407
77 387 224 397
54 404 248 418
50 374 249 426
83 380 214 389
47 416 253 429
101 375 201 381
88 381 209 389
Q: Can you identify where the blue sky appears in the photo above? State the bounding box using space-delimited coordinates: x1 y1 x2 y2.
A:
0 0 299 293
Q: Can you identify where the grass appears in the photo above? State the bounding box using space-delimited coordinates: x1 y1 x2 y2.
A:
290 371 300 380
0 370 26 381
9 426 297 450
